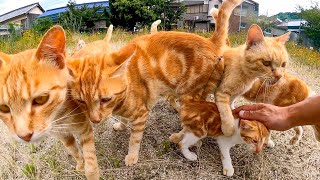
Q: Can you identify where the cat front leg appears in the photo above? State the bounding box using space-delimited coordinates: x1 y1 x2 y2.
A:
180 132 201 161
312 125 320 142
217 139 234 176
79 125 100 180
59 135 84 171
125 110 148 166
290 126 303 145
215 91 235 136
266 131 275 148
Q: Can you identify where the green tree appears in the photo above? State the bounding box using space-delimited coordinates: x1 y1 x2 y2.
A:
59 0 109 31
299 3 320 48
110 0 185 31
31 18 54 33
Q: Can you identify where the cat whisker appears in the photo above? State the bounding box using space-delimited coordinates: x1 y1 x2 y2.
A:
51 105 82 124
52 121 87 127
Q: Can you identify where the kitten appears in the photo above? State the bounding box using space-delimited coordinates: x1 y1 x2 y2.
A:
67 0 243 166
0 26 99 180
242 72 310 145
72 25 114 58
169 98 270 176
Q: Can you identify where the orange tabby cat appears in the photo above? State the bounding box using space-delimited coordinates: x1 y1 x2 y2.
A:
67 0 243 166
0 26 99 180
72 25 114 58
169 98 270 176
242 73 310 145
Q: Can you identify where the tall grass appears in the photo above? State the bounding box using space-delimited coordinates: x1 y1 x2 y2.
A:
0 29 319 67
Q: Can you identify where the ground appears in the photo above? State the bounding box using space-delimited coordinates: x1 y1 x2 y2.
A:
0 40 320 180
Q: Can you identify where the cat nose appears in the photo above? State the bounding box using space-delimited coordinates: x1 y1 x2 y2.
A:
89 114 101 124
18 133 33 142
274 75 282 80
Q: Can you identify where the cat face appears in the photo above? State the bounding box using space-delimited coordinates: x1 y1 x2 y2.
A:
0 26 70 143
68 44 135 123
68 54 127 123
244 25 290 85
239 119 270 153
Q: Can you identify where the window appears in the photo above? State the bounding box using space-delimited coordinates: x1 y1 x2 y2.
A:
214 5 219 9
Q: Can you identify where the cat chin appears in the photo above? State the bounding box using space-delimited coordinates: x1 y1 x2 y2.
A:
13 132 46 144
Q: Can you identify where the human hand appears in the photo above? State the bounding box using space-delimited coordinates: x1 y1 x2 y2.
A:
233 103 291 131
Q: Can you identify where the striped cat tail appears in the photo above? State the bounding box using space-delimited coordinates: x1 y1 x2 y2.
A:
210 0 244 47
104 24 113 43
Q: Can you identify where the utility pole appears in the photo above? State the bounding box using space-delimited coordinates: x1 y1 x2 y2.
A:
238 2 243 32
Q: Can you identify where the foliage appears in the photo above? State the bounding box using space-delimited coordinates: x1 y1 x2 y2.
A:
250 15 275 32
299 3 320 48
31 18 54 33
273 12 300 21
58 0 109 31
110 0 185 31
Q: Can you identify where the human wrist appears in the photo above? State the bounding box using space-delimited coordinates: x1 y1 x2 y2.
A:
283 106 297 129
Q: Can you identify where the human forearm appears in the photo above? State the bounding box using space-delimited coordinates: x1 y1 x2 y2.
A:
285 96 320 127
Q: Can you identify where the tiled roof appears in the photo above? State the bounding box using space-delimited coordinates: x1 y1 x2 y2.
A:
0 3 44 23
38 1 109 20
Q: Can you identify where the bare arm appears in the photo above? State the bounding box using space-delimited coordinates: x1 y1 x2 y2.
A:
233 96 320 131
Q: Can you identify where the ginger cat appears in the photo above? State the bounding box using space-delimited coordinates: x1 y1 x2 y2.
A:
169 98 270 176
67 0 243 166
72 25 114 58
242 73 310 145
0 26 99 180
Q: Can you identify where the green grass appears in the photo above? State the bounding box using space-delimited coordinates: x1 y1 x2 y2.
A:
2 29 318 68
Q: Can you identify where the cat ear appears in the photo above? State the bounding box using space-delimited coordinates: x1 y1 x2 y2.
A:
109 59 129 78
246 24 264 49
66 58 81 78
0 52 10 68
240 120 253 130
35 25 66 69
275 32 291 45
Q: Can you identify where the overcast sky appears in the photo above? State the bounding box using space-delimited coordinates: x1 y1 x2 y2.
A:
0 0 319 16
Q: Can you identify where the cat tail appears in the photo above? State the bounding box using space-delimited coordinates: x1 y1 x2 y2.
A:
104 24 114 43
210 0 244 46
151 20 161 34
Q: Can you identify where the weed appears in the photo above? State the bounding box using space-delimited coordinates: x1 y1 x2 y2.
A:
22 163 37 179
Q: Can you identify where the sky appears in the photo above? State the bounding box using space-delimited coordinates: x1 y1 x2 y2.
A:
0 0 319 16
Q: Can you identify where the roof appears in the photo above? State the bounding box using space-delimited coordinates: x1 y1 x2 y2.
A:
244 0 259 5
39 1 109 20
183 1 205 6
277 20 307 27
0 3 45 23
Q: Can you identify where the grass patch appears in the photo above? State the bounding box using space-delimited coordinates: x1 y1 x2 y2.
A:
22 163 37 179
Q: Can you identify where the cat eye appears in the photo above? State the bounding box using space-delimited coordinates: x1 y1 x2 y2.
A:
75 99 86 105
33 94 49 106
0 104 10 113
281 62 286 67
101 97 112 103
253 140 258 144
262 60 271 67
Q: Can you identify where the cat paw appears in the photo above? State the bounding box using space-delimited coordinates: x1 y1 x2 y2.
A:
113 122 126 131
76 163 85 172
85 170 100 180
182 150 198 161
267 140 275 148
221 122 235 137
223 167 234 176
125 154 139 166
169 133 181 144
289 137 299 145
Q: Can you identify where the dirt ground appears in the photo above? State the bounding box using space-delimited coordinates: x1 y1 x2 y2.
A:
0 42 320 180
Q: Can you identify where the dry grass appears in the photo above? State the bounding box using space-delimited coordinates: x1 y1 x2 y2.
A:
0 30 320 179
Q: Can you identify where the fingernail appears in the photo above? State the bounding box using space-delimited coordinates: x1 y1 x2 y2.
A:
239 110 244 117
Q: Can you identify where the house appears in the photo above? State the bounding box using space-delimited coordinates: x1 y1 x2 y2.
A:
179 0 259 32
38 1 109 29
0 3 44 30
